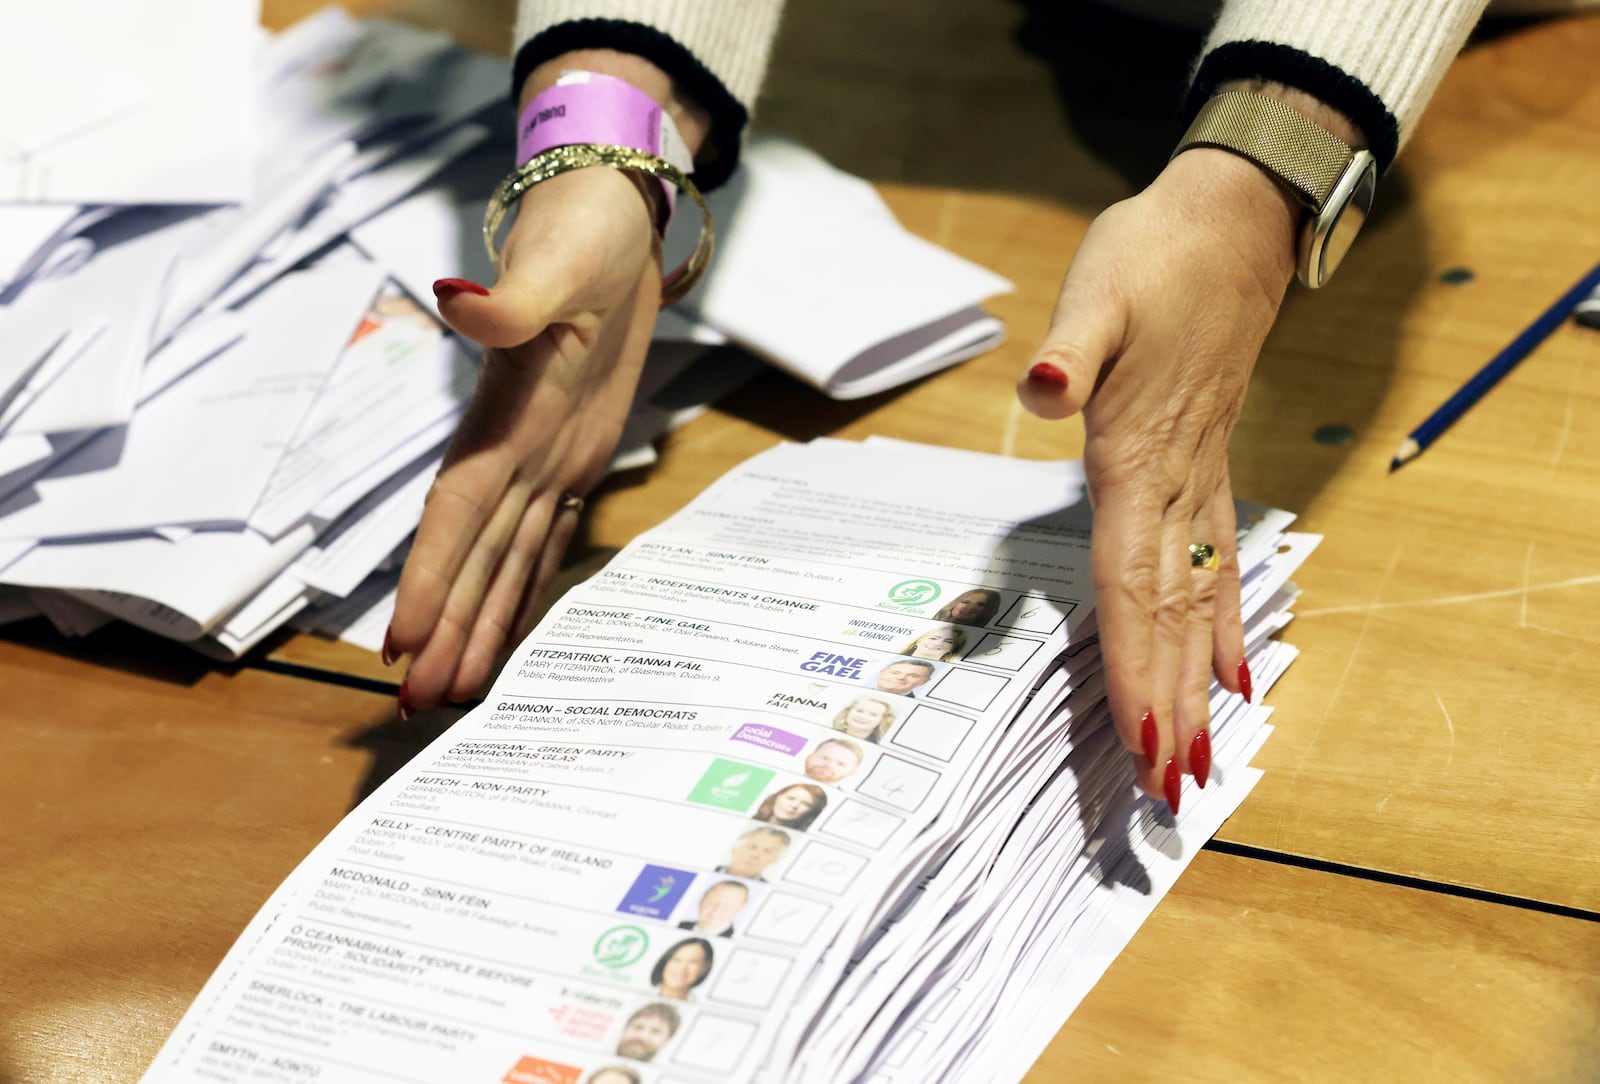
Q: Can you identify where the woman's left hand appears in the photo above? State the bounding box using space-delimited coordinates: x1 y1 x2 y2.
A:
1016 146 1299 809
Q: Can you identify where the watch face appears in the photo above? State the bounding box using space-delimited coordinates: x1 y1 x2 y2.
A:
1301 150 1378 288
1322 160 1377 276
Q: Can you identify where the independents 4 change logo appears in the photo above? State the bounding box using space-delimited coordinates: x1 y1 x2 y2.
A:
885 578 941 607
687 758 776 812
592 925 650 969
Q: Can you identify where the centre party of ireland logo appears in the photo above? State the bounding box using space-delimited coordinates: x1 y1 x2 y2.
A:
886 578 941 606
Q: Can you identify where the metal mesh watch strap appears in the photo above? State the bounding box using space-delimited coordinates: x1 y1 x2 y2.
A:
1174 91 1354 210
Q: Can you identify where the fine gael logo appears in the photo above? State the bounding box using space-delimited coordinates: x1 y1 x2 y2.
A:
886 579 941 606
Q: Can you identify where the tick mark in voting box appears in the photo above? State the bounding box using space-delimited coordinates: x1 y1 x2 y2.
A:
743 892 831 946
781 841 871 894
995 593 1077 635
670 1013 760 1073
816 799 904 849
889 705 975 762
855 755 940 812
706 948 793 1010
924 667 1009 712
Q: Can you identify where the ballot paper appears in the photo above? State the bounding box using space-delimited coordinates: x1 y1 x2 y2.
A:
673 138 1012 399
0 0 256 205
0 7 1018 690
142 438 1314 1083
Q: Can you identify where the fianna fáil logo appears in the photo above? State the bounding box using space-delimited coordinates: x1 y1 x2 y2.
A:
886 579 941 607
592 925 650 969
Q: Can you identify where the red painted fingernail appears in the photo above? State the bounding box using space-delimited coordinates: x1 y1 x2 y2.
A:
397 679 413 721
432 277 489 300
381 627 398 667
1163 757 1182 816
1026 361 1068 390
1140 711 1158 770
1191 729 1212 789
1238 658 1253 703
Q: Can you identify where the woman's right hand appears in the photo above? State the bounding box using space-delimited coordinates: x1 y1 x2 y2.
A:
386 51 711 716
387 161 662 715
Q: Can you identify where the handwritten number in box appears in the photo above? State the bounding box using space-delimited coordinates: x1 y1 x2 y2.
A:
996 593 1076 635
705 948 794 1010
817 799 904 848
782 840 870 893
961 633 1042 672
855 754 940 812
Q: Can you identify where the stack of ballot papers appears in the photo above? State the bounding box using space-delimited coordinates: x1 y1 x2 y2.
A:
0 7 1012 658
142 437 1315 1083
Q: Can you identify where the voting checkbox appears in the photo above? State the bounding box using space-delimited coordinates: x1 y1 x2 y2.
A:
743 891 831 946
782 841 871 894
671 1013 760 1073
889 705 974 762
996 593 1076 635
816 799 905 848
960 633 1043 672
705 948 794 1010
924 667 1009 712
855 755 940 812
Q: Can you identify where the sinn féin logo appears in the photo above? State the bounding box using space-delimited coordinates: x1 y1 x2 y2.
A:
886 579 941 606
592 925 649 968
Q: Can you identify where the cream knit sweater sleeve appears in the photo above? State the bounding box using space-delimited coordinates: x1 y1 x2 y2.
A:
1192 1 1493 170
512 0 785 188
512 1 1514 181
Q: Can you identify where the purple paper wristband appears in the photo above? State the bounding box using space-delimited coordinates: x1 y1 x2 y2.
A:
516 71 692 222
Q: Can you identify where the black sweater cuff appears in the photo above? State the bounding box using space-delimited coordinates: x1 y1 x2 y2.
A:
1187 41 1400 174
511 19 748 191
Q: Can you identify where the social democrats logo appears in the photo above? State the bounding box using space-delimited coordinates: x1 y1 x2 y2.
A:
886 579 941 606
686 758 776 811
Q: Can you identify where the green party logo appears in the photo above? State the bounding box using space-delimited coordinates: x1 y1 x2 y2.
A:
687 758 776 811
886 579 941 607
592 925 650 968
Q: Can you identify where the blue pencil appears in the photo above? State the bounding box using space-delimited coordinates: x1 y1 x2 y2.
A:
1391 260 1600 471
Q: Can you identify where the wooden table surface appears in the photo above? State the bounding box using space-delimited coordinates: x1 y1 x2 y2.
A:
5 2 1600 1082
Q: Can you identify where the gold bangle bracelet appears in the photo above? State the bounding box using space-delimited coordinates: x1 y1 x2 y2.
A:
483 143 715 308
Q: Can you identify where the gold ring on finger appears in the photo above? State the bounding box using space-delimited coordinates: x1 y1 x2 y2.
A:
1189 542 1219 571
558 491 586 513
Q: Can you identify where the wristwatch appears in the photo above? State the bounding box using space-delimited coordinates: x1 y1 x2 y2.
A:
1173 90 1377 289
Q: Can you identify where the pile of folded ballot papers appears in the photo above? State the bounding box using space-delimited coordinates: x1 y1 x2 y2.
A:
143 436 1316 1083
0 3 1012 659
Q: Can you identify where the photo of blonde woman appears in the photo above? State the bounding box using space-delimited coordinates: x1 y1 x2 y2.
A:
899 625 967 662
830 695 897 743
